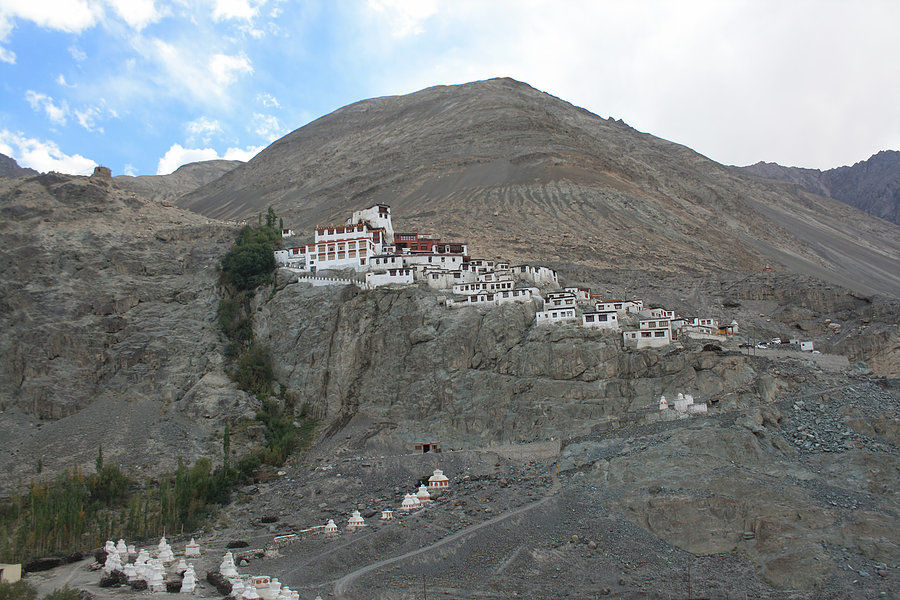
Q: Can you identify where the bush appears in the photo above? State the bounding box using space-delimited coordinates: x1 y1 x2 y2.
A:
219 225 280 292
0 581 37 600
234 344 274 396
42 587 80 600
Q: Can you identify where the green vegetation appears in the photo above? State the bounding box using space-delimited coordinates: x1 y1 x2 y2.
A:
234 343 275 397
0 582 82 600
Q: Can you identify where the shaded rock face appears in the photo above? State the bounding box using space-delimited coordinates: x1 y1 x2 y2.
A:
0 152 38 178
179 78 899 297
0 173 254 486
258 284 761 446
737 150 900 225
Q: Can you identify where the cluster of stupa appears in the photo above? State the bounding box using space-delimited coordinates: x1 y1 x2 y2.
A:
658 393 708 416
318 468 450 536
218 553 301 600
101 536 201 593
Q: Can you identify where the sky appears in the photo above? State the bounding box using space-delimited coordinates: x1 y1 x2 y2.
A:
0 0 897 176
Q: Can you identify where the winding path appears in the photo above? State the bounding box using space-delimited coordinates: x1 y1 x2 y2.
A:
333 476 560 599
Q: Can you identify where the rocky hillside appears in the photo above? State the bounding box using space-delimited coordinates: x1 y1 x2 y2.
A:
115 159 242 205
0 170 254 484
0 152 38 178
178 78 900 298
737 150 900 225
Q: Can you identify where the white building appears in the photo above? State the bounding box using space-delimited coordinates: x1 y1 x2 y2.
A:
452 278 515 295
582 311 618 329
623 326 671 348
365 268 414 287
564 287 591 302
446 288 534 308
596 299 644 314
536 308 577 324
511 265 558 287
800 341 814 352
348 511 366 528
544 292 576 310
281 229 295 238
347 204 394 242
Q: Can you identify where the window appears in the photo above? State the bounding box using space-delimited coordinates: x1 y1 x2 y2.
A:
655 331 666 338
598 314 607 321
641 332 652 338
586 315 595 322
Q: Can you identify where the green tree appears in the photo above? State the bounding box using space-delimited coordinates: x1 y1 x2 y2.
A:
95 445 103 473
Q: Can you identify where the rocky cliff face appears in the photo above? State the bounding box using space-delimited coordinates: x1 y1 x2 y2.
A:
257 280 765 446
737 150 900 225
0 172 254 483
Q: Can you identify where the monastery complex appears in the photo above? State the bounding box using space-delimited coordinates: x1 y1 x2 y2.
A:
276 204 739 349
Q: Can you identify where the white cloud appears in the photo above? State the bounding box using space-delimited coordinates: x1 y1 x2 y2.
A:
251 112 283 142
0 129 97 174
25 90 69 125
223 145 262 161
0 0 103 33
213 0 260 22
209 52 253 86
74 105 103 132
256 92 279 108
56 74 75 87
0 15 14 63
68 44 87 61
367 0 438 38
123 163 137 176
104 0 162 30
185 116 223 143
156 142 258 174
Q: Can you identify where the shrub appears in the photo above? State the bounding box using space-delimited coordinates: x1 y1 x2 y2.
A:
42 587 80 600
234 344 274 396
0 581 37 600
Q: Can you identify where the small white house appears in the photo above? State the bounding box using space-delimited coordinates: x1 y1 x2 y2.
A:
365 268 414 287
535 308 577 324
544 292 576 310
623 327 671 348
582 311 618 329
563 287 591 302
800 341 814 352
281 229 295 238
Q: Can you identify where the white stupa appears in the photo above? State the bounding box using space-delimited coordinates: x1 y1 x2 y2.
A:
348 510 366 528
324 519 338 533
231 579 246 595
103 550 122 573
175 558 188 572
220 551 239 579
241 587 261 600
157 536 175 562
122 562 137 581
674 393 693 413
428 468 449 489
401 493 421 511
116 539 128 558
184 538 201 557
180 564 196 593
416 484 432 503
146 563 166 592
659 395 668 410
127 544 136 556
380 509 394 520
136 548 150 565
104 540 117 555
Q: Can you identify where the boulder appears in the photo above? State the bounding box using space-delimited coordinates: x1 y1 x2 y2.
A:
166 580 181 593
129 580 148 591
99 569 128 587
24 556 65 572
226 539 249 548
261 514 278 523
207 571 233 596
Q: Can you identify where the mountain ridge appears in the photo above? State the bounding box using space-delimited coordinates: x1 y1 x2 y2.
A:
177 78 899 297
0 152 38 178
735 149 899 224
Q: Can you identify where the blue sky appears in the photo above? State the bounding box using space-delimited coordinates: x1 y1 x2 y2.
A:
0 0 897 176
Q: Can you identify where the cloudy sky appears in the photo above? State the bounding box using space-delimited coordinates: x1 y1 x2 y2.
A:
0 0 897 176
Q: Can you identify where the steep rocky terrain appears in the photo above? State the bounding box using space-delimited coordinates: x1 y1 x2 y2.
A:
0 152 38 178
0 170 254 484
115 159 242 205
179 78 899 298
737 150 900 225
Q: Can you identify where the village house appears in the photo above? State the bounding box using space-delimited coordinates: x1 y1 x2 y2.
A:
281 228 295 238
511 264 559 286
365 268 415 287
544 291 577 309
582 310 619 329
536 307 577 324
564 287 592 302
623 325 671 348
596 299 644 314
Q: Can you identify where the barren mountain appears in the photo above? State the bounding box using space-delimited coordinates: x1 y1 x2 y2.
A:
179 78 899 297
115 159 242 205
737 150 900 225
0 152 38 178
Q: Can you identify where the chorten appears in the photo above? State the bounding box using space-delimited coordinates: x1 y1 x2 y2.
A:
103 550 122 573
416 484 432 503
157 536 174 562
175 558 188 573
380 509 394 520
219 551 239 579
324 519 338 533
115 539 128 558
146 563 166 592
428 468 449 489
122 562 137 581
348 510 365 528
185 537 201 557
241 587 261 600
401 493 421 511
659 395 668 410
180 565 196 593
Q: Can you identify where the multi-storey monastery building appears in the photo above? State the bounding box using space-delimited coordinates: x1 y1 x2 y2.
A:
275 204 736 350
